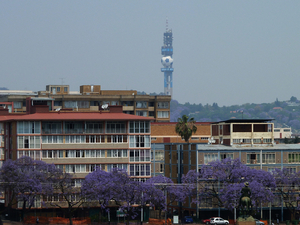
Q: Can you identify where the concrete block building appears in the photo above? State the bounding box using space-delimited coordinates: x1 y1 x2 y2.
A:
0 84 171 122
0 104 152 211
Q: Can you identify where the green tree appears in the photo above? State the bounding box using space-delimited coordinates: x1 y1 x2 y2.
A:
175 115 197 142
290 96 297 102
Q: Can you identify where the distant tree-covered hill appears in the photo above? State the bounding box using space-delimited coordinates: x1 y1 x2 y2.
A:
0 87 8 90
170 96 300 134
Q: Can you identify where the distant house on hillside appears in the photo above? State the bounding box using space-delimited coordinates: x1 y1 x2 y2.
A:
273 107 282 110
286 101 300 107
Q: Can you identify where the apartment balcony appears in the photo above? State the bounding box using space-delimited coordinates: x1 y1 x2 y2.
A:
42 142 128 150
42 157 129 165
122 106 134 111
42 129 105 134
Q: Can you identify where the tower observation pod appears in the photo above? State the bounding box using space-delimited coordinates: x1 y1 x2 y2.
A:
161 22 173 97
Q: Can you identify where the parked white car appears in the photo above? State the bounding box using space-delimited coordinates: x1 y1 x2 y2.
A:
210 217 229 225
255 219 265 225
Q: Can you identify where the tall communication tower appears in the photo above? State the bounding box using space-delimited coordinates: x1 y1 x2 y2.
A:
161 19 173 96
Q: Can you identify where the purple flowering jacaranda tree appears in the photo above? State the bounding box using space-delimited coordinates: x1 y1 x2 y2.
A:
82 168 146 225
0 156 59 223
182 158 275 214
272 168 300 220
145 175 189 220
49 170 86 225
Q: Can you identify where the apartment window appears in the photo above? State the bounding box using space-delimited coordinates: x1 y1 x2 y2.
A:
65 150 75 158
51 87 56 94
149 111 155 117
122 101 134 106
191 137 199 140
160 164 164 173
111 101 118 106
157 111 169 118
18 136 40 149
274 129 280 132
129 121 150 133
288 153 300 163
233 139 251 144
148 102 155 107
54 101 62 106
18 150 40 160
286 167 296 174
77 101 89 108
284 129 291 132
107 150 127 158
201 137 209 140
129 135 150 148
64 101 77 108
56 164 63 171
65 165 79 173
57 87 61 92
14 102 22 109
86 164 105 172
136 101 147 108
42 122 62 134
129 150 150 162
42 136 63 144
247 153 275 164
263 139 272 143
136 111 147 117
129 164 150 176
107 164 127 172
268 124 272 132
246 153 257 164
106 122 126 133
17 121 41 134
86 122 103 133
107 135 127 143
64 122 83 134
157 102 169 108
204 153 218 164
84 150 105 158
85 135 104 143
220 153 233 160
155 151 164 161
90 101 99 106
64 87 68 92
65 136 85 143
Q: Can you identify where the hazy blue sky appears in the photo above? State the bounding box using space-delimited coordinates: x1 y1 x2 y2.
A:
1 1 299 106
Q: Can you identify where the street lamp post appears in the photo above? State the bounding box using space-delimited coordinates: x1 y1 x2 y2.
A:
234 189 237 225
141 192 143 225
269 188 272 225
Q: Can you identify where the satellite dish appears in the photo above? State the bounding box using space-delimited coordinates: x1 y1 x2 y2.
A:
207 137 216 145
101 104 109 110
55 108 61 111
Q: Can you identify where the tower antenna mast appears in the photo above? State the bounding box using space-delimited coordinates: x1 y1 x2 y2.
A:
161 19 173 97
59 78 65 85
166 17 168 31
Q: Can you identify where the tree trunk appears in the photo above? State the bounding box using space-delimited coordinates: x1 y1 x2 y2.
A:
68 207 73 225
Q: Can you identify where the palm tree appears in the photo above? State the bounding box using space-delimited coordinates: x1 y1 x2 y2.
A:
175 115 197 142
